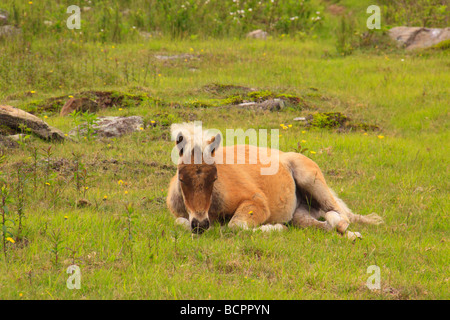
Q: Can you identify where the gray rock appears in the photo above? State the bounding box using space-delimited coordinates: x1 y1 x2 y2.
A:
154 53 198 61
0 10 8 26
0 105 66 141
0 25 21 38
233 99 284 111
7 133 26 141
389 26 450 50
0 135 19 149
69 116 144 138
246 29 268 40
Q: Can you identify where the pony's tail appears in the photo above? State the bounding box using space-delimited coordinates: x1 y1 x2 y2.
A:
330 189 384 225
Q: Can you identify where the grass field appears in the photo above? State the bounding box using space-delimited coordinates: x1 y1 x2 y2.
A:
0 1 449 300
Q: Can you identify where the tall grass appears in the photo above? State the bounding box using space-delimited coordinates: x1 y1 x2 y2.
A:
1 0 322 40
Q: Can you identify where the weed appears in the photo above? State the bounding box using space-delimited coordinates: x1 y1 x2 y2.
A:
47 228 63 267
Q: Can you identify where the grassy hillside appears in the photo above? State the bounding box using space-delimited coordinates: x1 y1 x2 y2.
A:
0 0 448 300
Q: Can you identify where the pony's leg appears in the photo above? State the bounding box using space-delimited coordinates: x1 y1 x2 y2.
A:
174 217 190 231
289 154 351 234
228 199 270 230
291 205 332 231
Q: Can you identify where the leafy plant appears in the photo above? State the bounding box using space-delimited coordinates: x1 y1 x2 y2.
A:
47 228 63 267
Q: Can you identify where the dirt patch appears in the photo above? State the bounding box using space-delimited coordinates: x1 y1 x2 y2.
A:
185 86 306 110
202 83 256 96
22 91 151 116
327 4 346 16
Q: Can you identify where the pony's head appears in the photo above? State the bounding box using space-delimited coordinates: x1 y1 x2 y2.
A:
171 123 222 234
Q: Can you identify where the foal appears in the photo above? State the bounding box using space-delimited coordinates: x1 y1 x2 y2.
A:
166 123 383 239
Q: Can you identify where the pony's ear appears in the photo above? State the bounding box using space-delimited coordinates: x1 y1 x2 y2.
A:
175 132 186 157
206 133 221 157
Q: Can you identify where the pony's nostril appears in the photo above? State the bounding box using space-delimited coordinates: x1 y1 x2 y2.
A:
191 218 210 234
191 218 199 230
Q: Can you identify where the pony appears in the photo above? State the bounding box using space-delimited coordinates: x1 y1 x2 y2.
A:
166 122 383 239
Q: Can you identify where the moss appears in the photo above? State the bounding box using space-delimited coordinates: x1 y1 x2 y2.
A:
221 94 244 105
185 99 222 108
431 39 450 50
308 112 379 131
21 98 65 115
247 90 275 101
310 112 350 129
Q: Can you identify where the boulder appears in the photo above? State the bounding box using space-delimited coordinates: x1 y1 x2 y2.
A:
246 29 268 40
0 10 8 26
154 53 198 61
389 27 450 50
60 97 99 116
231 99 284 111
69 116 144 138
0 105 66 141
0 135 18 149
0 25 21 38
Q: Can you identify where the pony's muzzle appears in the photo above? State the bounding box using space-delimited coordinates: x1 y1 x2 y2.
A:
191 217 210 234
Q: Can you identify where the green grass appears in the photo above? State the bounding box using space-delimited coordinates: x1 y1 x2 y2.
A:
0 1 449 300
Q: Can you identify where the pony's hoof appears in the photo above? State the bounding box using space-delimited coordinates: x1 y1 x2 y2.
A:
345 230 362 241
336 220 349 234
228 220 249 230
175 217 190 231
253 223 287 232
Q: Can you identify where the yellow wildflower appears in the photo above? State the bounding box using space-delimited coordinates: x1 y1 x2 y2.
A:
64 215 68 220
118 180 124 185
288 124 292 128
301 140 306 143
310 151 316 154
6 237 15 244
378 135 385 139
